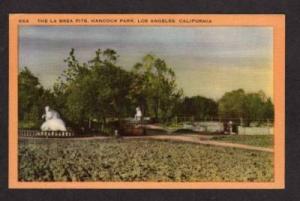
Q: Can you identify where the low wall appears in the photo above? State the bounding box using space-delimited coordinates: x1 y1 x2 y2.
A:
193 121 224 133
238 126 273 135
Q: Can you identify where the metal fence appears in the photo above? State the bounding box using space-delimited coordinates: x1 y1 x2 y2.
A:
19 130 75 138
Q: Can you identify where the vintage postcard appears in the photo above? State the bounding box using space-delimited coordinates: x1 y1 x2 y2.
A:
9 14 285 189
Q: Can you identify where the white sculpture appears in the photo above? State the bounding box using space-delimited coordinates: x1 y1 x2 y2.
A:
42 106 60 120
228 120 233 135
134 106 143 121
40 106 67 131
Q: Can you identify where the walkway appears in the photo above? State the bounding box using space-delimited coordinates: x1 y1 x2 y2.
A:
123 134 274 153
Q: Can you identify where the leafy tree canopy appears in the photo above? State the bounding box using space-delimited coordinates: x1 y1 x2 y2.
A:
218 89 274 124
176 96 218 120
131 54 182 122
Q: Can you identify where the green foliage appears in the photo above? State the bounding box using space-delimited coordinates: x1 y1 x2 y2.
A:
19 49 274 131
218 89 274 124
131 54 183 122
54 48 133 131
19 138 274 182
175 96 218 120
20 50 183 131
218 89 246 119
18 67 56 129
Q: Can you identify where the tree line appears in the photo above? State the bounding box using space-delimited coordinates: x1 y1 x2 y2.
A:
19 48 274 131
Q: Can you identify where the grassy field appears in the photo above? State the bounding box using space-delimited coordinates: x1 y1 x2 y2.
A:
211 135 274 148
18 138 273 182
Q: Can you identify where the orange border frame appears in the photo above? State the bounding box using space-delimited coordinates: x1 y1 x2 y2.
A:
9 14 285 189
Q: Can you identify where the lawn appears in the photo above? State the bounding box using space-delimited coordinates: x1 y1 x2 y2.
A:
18 138 273 182
211 135 274 148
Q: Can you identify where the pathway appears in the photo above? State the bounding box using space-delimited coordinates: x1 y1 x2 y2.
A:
123 134 274 153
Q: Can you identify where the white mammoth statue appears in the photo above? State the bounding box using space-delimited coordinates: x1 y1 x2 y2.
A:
40 106 67 131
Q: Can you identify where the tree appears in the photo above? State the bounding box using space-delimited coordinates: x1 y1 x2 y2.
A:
19 67 55 128
262 98 274 120
131 54 182 122
53 48 90 128
243 91 265 122
218 89 246 119
87 49 133 121
54 48 133 132
176 96 218 121
243 91 274 123
218 89 274 125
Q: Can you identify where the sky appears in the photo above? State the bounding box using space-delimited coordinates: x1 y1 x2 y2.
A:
19 26 273 100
